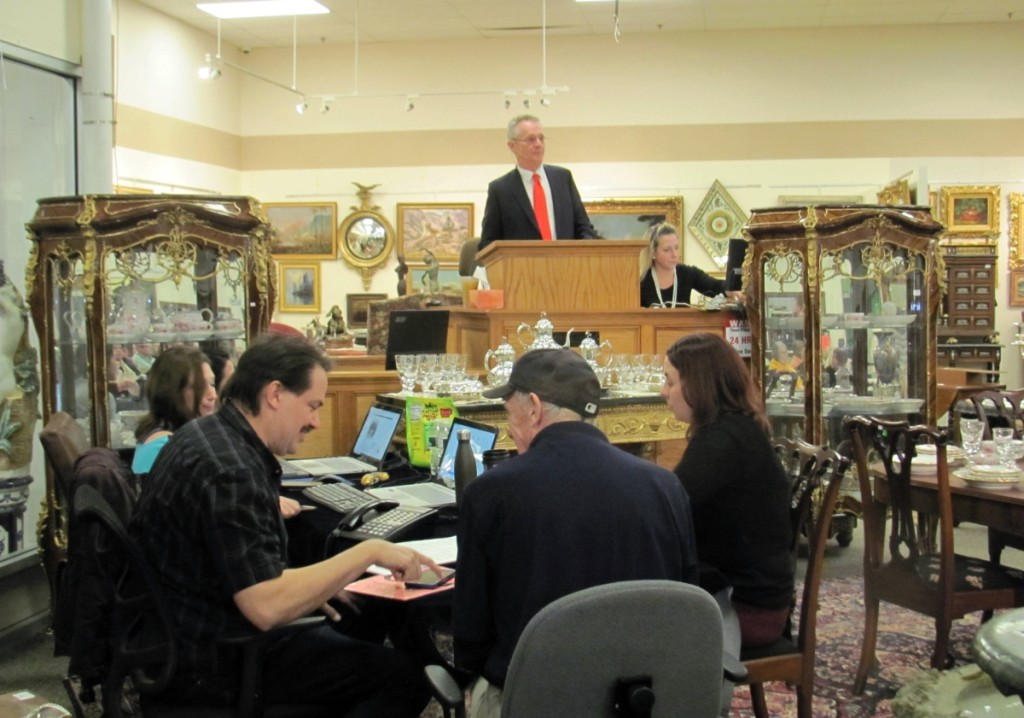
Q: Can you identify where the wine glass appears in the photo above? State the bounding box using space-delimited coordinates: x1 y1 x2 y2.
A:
994 427 1017 468
395 353 416 394
959 418 985 463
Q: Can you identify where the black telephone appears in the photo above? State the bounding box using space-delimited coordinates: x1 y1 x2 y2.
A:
332 500 438 542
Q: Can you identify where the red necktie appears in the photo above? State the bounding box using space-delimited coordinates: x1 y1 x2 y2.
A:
533 173 552 241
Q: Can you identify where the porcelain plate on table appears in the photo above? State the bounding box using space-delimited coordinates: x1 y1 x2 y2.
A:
953 464 1024 490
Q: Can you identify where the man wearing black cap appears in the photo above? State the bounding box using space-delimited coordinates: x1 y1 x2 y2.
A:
452 348 699 716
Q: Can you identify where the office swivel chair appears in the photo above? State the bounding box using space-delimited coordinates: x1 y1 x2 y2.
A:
68 484 329 718
426 580 746 718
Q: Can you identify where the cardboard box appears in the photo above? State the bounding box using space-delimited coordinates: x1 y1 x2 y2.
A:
0 691 65 718
469 289 504 310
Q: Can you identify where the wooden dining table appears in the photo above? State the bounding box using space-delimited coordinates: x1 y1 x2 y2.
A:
872 467 1024 538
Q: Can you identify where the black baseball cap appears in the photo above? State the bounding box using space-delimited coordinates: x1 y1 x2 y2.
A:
482 348 600 418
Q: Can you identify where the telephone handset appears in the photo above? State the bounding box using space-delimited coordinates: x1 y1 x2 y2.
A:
340 500 399 531
332 500 438 542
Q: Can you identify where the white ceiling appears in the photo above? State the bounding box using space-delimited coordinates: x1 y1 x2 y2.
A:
135 0 1024 50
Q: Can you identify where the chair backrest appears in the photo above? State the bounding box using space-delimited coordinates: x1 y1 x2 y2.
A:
501 580 724 718
40 411 90 501
784 440 850 659
967 389 1024 439
72 484 178 718
845 416 953 574
459 238 481 277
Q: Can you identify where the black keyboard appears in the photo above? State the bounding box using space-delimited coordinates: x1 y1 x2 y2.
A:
302 482 375 514
354 507 437 539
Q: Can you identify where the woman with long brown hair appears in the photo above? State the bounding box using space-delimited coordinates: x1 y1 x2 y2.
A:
662 332 793 649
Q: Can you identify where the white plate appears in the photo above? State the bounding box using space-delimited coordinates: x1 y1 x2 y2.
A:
917 444 968 462
954 466 1024 490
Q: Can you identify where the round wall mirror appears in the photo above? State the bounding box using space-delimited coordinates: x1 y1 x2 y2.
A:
338 210 395 288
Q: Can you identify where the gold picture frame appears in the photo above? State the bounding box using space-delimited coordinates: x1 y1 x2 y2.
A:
397 203 474 265
1009 193 1024 270
876 178 912 205
346 292 387 330
688 180 747 267
939 185 1001 238
263 202 338 259
1010 267 1024 307
277 261 320 314
583 196 684 249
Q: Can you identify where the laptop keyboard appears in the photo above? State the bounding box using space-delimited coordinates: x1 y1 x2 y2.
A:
302 482 375 514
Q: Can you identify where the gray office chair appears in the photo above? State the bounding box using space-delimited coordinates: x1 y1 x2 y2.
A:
427 580 744 717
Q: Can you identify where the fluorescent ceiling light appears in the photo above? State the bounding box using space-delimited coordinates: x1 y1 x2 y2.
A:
197 1 329 19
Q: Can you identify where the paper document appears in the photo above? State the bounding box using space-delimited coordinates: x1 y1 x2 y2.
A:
365 536 458 576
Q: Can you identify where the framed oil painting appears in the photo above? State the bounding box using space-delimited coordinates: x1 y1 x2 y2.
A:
1011 268 1024 307
876 178 912 205
346 292 387 330
402 266 463 296
264 202 338 259
583 196 684 246
277 261 320 314
1009 193 1024 270
939 185 1000 238
688 180 748 267
397 203 474 265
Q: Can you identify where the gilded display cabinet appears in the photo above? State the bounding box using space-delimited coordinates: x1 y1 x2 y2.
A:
744 205 944 542
27 195 275 597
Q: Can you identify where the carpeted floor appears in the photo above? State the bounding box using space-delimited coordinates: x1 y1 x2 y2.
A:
729 575 980 718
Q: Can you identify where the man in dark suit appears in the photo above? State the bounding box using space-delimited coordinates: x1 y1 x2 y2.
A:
478 115 596 252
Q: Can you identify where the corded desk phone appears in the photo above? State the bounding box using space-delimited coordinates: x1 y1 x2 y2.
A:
330 499 437 542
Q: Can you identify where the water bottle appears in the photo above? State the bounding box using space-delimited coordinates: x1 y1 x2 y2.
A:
454 429 477 507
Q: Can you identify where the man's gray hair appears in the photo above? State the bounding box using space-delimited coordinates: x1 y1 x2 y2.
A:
509 390 594 425
507 114 541 141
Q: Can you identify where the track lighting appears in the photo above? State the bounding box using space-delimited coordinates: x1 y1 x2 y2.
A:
320 98 331 113
198 65 221 80
540 96 552 107
523 98 531 109
504 96 512 110
295 99 308 114
406 96 416 112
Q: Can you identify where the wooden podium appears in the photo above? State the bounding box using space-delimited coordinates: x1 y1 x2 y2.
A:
476 239 646 312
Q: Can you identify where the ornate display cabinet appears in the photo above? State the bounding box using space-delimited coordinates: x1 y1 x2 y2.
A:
26 195 274 595
744 205 944 543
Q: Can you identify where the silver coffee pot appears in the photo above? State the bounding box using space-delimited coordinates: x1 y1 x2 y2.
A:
516 312 572 352
484 336 517 387
578 331 613 370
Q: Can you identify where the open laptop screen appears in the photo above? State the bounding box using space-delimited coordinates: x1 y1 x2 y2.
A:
352 403 403 464
437 417 500 483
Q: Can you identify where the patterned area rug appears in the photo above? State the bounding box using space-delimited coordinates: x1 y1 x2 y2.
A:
729 576 980 718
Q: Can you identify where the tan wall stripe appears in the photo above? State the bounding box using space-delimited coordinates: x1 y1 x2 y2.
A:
116 105 1024 171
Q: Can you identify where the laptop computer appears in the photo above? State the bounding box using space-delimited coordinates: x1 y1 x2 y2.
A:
385 309 450 371
280 403 404 477
367 417 500 507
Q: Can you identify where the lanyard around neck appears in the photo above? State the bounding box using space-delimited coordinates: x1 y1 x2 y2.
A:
651 267 678 308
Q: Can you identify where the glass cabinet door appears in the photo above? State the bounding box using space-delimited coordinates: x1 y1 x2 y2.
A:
817 240 927 448
760 250 808 440
48 252 91 436
102 242 250 448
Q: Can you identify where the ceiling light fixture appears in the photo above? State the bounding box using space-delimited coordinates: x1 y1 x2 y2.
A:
319 97 332 113
504 96 512 110
295 99 308 114
197 54 221 80
405 95 416 112
196 0 329 20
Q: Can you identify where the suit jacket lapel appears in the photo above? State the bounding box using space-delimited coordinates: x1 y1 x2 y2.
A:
508 168 541 234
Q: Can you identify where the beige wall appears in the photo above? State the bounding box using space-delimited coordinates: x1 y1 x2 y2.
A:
1 0 81 63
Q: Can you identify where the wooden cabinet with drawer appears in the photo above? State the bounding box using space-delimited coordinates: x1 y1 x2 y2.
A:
940 243 998 366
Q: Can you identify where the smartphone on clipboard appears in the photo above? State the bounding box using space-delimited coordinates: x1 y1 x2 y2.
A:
405 567 455 589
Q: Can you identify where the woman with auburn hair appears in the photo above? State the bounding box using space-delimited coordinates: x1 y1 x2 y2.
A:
131 346 217 475
661 332 793 649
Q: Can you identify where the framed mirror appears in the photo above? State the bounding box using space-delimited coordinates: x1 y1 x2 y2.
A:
338 210 395 289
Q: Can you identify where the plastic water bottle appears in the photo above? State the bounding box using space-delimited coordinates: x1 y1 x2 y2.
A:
454 429 477 507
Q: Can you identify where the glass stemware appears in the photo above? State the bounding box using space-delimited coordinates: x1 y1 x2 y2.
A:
959 418 985 463
994 427 1017 468
395 353 416 394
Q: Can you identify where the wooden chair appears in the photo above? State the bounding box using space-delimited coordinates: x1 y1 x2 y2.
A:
967 389 1024 440
845 416 1024 694
739 438 849 718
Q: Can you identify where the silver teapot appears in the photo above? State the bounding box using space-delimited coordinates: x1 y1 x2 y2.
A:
484 336 517 387
578 332 613 370
516 312 572 352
